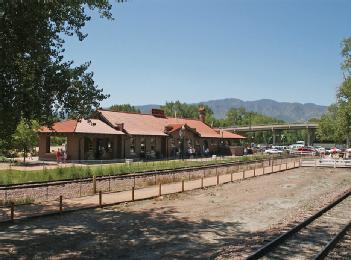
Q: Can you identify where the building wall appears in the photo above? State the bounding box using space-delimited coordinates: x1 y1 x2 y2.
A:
67 134 80 161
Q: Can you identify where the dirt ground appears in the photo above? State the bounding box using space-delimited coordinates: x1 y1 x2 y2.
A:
0 167 350 259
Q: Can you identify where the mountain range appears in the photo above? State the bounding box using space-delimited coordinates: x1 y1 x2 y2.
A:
136 98 328 123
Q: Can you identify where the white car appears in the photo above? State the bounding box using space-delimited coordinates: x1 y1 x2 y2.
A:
314 146 326 154
264 148 283 154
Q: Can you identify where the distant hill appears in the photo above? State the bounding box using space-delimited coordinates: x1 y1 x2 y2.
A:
136 98 327 122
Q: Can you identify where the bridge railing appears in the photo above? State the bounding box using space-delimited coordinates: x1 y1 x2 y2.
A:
222 123 318 130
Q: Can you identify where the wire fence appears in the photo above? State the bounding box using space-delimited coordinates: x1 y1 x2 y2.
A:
0 157 301 223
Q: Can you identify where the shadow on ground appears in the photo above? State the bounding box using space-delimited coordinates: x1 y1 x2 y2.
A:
0 203 283 260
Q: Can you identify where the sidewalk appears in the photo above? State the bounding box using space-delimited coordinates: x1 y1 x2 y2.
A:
0 161 299 223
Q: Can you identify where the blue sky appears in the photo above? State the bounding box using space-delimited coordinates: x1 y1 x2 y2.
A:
63 0 351 107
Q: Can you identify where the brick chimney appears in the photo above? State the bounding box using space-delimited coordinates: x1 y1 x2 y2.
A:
198 106 206 123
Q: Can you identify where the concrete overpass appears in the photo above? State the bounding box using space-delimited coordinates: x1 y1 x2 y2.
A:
223 123 318 146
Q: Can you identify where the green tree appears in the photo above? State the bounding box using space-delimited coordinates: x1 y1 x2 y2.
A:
110 104 140 113
224 107 284 127
160 101 214 122
12 118 40 163
0 1 119 145
318 37 351 145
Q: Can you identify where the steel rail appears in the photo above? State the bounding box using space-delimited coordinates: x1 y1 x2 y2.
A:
313 220 351 260
245 189 351 260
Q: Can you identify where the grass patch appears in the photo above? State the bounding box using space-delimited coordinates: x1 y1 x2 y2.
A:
0 154 276 185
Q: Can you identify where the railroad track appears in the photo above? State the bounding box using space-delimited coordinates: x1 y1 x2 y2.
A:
246 189 351 260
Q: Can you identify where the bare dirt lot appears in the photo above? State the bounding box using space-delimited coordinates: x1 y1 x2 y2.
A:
0 167 350 259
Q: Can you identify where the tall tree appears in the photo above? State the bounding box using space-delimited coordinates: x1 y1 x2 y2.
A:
224 107 284 127
317 105 340 143
110 104 140 113
160 101 214 122
318 37 351 145
12 118 40 163
0 1 117 144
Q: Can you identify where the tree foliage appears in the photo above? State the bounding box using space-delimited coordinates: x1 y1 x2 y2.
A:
109 104 141 113
223 107 284 127
12 118 40 163
318 37 351 144
0 1 113 144
160 101 215 124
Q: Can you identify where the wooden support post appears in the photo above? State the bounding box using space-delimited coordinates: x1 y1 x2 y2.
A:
182 180 185 192
263 166 265 175
109 176 111 192
271 164 274 173
217 173 219 185
132 186 135 201
93 175 97 194
158 183 162 196
99 191 102 207
243 170 245 179
254 166 256 177
231 172 233 182
10 202 14 221
59 195 63 213
201 177 204 189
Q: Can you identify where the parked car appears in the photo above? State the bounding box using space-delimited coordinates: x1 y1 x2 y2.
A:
264 148 283 154
314 146 326 154
297 146 316 155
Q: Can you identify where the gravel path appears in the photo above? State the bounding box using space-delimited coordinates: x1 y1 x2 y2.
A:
0 167 350 259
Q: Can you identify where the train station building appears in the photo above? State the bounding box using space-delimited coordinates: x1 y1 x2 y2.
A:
38 108 245 161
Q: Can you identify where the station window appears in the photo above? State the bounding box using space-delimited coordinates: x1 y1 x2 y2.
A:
130 137 135 154
140 137 145 153
150 137 156 151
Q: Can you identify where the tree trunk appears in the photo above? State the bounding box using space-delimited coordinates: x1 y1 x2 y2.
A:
23 148 27 164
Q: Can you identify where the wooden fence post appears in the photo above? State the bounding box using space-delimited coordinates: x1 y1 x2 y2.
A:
231 172 233 182
201 177 204 189
217 173 219 185
159 183 162 196
10 202 14 221
93 175 97 194
59 195 63 213
182 180 185 192
243 170 245 179
99 191 102 207
132 186 135 201
109 176 111 192
254 166 256 177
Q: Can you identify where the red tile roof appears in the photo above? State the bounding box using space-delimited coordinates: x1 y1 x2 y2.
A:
99 110 168 136
75 119 124 135
40 119 124 135
40 119 77 133
98 110 244 139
